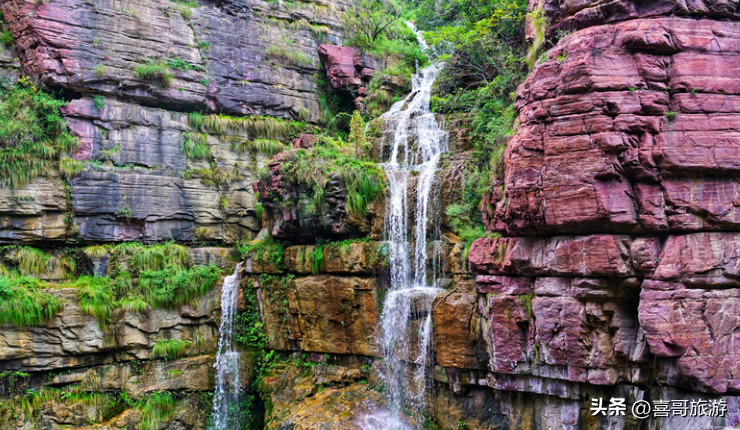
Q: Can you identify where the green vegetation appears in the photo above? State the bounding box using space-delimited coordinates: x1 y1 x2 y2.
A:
310 240 326 275
93 63 107 78
59 156 85 178
340 0 428 113
93 95 105 110
134 60 174 88
0 29 12 47
152 339 193 359
277 143 385 216
0 78 80 188
343 0 402 49
0 243 222 329
182 132 211 159
166 57 204 72
265 37 314 67
193 113 306 141
0 274 65 328
405 0 529 252
137 391 175 430
666 110 677 124
518 292 534 317
226 137 286 156
0 384 190 428
234 278 267 349
234 237 285 271
14 246 53 276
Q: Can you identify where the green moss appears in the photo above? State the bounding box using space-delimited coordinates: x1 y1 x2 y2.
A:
0 78 80 188
517 292 534 318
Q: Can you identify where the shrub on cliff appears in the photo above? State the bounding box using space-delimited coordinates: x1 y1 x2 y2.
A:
0 274 65 328
343 0 402 49
284 144 386 216
0 77 80 188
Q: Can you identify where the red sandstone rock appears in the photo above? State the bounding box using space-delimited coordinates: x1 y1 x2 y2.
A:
292 134 316 149
496 17 740 236
639 282 740 393
468 235 634 277
318 44 370 89
478 4 740 398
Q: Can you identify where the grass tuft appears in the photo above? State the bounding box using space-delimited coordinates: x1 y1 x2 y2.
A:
134 61 173 88
181 132 211 159
0 275 65 328
152 339 193 359
137 391 175 430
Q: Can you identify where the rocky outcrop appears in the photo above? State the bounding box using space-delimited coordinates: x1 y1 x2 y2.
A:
0 286 218 367
254 152 384 240
0 0 355 246
0 280 221 429
460 1 740 427
261 362 387 430
317 44 376 90
0 0 348 119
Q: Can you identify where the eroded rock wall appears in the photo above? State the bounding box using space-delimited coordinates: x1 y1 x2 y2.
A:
247 2 740 429
0 0 351 245
462 0 740 427
0 0 353 428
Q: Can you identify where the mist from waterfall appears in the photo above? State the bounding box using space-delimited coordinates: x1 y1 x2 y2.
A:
360 22 448 430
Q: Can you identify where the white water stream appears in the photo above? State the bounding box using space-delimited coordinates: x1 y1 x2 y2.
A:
360 23 448 429
211 262 243 429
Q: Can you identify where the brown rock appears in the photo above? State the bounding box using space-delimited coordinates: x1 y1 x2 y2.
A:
260 275 380 357
432 292 485 369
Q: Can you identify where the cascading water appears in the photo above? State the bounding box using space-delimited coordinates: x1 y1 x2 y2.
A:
211 262 243 429
360 23 448 429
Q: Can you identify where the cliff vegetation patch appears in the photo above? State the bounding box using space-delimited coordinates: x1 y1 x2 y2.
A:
0 78 80 188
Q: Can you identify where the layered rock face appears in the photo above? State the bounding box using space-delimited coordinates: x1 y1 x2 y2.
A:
463 0 740 427
0 0 350 245
0 285 221 429
0 0 353 427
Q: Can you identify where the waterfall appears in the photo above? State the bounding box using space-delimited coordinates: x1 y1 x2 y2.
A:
211 262 243 429
360 23 448 429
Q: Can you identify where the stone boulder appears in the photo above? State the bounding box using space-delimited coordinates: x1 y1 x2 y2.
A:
317 44 375 90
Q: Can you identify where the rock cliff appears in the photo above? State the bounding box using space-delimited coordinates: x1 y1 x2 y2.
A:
4 0 740 429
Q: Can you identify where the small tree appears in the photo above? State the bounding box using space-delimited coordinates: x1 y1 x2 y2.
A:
343 0 402 50
348 110 368 157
